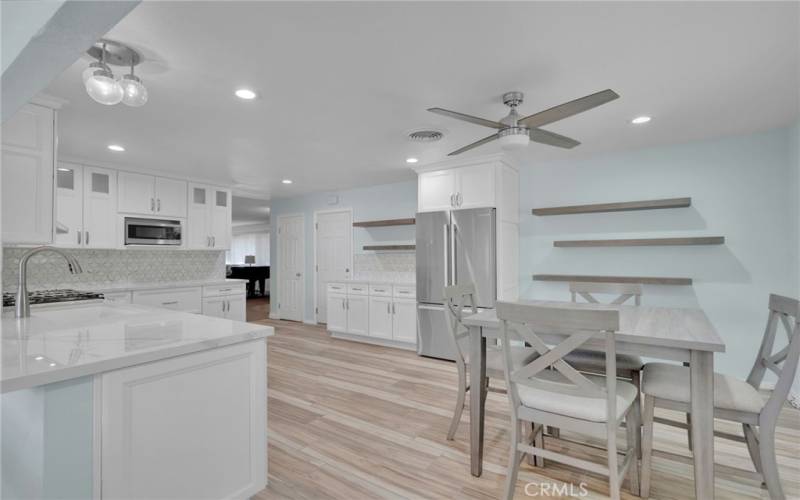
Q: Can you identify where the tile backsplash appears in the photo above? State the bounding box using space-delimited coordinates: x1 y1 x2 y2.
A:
2 248 226 292
353 252 415 282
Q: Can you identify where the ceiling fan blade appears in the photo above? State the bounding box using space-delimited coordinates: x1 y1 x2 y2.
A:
518 89 620 128
529 128 581 149
447 133 499 156
428 108 503 129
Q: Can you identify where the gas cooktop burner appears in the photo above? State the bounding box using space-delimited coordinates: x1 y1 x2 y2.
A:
2 289 104 307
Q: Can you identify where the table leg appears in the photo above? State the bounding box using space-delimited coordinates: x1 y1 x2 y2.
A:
469 325 487 477
690 350 714 499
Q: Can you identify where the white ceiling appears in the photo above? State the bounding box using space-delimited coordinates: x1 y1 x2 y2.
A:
46 1 799 199
232 195 270 226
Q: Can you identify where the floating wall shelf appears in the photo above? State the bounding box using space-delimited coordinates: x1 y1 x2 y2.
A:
533 274 692 286
532 197 691 216
362 244 415 251
353 218 415 228
554 236 725 248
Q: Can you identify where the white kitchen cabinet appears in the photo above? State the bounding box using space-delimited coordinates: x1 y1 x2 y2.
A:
187 183 231 249
226 294 246 321
201 283 246 321
100 340 267 499
55 162 117 248
132 287 202 313
456 164 495 209
1 103 55 244
392 298 417 343
346 295 369 336
118 171 187 218
202 296 227 319
418 169 457 212
326 292 347 333
368 296 393 339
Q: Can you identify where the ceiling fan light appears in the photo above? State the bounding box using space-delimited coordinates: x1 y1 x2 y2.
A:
498 127 530 150
120 74 148 107
85 69 123 105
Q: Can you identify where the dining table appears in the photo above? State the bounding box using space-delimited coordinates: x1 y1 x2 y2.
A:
462 300 726 500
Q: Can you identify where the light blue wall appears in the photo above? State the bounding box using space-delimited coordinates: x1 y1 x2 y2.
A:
270 180 417 321
520 126 800 379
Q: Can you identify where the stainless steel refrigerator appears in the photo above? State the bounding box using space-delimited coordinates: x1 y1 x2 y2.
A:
416 207 496 360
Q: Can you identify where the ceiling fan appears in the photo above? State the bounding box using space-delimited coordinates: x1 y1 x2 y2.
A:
428 89 619 156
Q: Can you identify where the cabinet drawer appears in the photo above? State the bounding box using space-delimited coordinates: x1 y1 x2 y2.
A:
327 283 347 294
203 283 245 297
132 287 202 313
393 285 416 299
103 291 132 304
347 283 368 295
369 284 391 297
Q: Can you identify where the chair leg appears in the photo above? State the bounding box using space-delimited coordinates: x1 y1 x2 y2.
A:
447 363 467 441
626 401 641 496
526 422 536 466
632 370 642 459
534 423 546 468
742 423 763 475
758 422 786 500
607 418 621 500
640 395 655 498
504 417 523 500
682 362 693 451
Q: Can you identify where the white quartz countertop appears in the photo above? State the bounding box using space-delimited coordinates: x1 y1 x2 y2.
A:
1 302 273 393
73 278 248 293
332 280 416 286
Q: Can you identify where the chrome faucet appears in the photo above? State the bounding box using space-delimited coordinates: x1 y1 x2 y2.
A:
15 246 83 318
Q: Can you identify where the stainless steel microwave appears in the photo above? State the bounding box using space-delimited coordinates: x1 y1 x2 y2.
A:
124 217 182 246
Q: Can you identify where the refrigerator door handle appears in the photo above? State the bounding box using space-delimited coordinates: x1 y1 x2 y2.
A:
451 222 457 286
442 223 450 288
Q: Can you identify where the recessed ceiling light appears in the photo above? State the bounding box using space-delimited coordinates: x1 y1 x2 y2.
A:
57 167 71 172
631 116 651 124
34 356 44 361
49 363 56 367
107 144 125 152
235 88 257 100
406 157 419 164
282 179 293 184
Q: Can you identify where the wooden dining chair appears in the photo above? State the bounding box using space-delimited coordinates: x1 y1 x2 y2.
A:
640 294 800 500
497 301 641 500
442 284 537 441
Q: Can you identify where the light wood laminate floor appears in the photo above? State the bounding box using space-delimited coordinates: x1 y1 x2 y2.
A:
253 318 800 500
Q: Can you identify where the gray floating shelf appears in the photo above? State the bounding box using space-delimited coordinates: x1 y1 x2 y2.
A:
363 244 415 251
532 197 691 216
353 218 415 228
533 274 692 286
554 236 725 248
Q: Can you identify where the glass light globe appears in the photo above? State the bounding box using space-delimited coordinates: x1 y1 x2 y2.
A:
82 62 107 84
85 69 123 105
120 74 148 107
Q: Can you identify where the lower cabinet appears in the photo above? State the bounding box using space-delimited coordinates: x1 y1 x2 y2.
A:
327 283 417 348
121 283 246 321
100 340 267 499
201 283 246 321
132 287 202 314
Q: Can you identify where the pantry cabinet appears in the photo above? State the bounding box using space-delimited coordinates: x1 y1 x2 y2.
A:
187 183 232 249
55 162 117 248
1 102 56 244
118 171 187 218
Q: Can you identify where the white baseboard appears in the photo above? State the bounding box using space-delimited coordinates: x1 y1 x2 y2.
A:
303 319 318 325
268 312 279 320
330 331 417 351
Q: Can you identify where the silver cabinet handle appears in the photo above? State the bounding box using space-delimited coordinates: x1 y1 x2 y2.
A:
296 272 301 277
225 300 229 312
212 236 216 247
85 231 89 245
342 298 345 310
457 192 462 206
443 223 450 287
207 236 211 247
387 302 390 314
150 198 155 211
77 231 82 245
162 301 178 305
157 198 161 212
220 288 231 292
450 194 455 207
346 298 349 310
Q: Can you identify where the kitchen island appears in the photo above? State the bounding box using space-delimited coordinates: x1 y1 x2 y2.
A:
1 302 272 499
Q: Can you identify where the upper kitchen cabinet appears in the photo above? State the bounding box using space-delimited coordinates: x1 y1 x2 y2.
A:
1 102 57 244
187 183 231 249
55 162 118 248
118 171 187 218
416 154 511 214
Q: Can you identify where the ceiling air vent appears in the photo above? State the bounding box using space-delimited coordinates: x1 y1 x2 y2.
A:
408 129 443 142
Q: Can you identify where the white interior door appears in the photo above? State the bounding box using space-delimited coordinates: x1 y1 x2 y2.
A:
278 214 305 322
315 209 352 323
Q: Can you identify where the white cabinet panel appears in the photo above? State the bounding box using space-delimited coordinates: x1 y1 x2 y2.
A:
132 287 202 313
346 295 369 336
457 164 495 209
418 169 456 212
54 162 83 247
226 295 246 321
187 184 211 249
326 293 347 333
83 166 117 248
368 296 393 339
202 296 227 319
1 103 54 244
100 340 267 500
155 177 187 218
209 188 231 249
392 299 417 343
117 171 155 214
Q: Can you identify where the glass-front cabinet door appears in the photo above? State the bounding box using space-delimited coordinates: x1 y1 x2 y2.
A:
54 162 84 247
82 167 117 248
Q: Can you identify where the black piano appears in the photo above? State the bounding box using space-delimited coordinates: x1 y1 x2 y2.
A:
228 266 269 298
